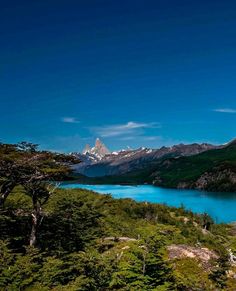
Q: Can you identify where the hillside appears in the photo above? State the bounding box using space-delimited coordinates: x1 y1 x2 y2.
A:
151 141 236 191
1 186 236 290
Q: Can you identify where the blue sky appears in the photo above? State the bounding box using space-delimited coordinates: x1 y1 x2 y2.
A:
1 0 236 152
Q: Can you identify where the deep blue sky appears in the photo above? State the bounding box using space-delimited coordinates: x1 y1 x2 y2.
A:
1 0 236 152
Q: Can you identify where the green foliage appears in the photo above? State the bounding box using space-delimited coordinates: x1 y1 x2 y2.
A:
173 258 214 290
40 190 104 252
1 141 236 289
0 246 42 290
0 187 236 290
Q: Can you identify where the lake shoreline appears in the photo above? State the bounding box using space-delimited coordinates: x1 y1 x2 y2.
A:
65 178 236 194
60 183 236 223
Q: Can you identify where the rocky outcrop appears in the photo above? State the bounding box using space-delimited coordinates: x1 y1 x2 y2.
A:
195 169 236 191
167 244 219 270
103 236 137 242
175 168 236 192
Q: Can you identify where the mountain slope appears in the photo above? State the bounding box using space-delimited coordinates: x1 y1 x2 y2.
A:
151 141 236 191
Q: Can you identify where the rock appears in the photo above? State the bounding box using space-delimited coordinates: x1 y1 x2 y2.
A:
121 246 130 250
103 236 137 242
82 138 110 159
229 249 236 266
82 144 91 154
195 169 236 191
167 244 219 270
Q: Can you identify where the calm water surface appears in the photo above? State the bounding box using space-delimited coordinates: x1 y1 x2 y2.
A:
60 183 236 223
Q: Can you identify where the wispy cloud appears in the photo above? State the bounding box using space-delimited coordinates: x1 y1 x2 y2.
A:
61 117 80 123
213 108 236 114
144 136 161 141
93 121 161 137
119 136 136 141
119 135 161 141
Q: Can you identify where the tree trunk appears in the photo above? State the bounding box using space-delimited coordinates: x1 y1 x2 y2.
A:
142 247 148 276
29 202 41 247
0 182 15 207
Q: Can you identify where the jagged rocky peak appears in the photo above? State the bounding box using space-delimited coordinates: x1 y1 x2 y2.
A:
94 138 110 156
83 144 91 154
95 138 102 148
82 138 110 159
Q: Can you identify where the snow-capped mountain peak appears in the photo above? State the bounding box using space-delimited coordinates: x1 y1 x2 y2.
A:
83 144 91 155
82 138 110 160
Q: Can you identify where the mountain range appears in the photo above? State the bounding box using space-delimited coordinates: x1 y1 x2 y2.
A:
72 139 236 192
71 138 217 177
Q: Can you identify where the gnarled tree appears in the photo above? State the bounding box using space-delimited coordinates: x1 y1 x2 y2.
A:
0 141 80 246
23 181 59 246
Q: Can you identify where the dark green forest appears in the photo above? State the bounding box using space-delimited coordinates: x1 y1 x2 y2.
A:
1 143 236 290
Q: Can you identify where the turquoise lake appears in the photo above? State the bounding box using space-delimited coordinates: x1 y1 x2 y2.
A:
60 183 236 223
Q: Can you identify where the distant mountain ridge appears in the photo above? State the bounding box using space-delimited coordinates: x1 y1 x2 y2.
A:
76 139 236 192
72 139 217 177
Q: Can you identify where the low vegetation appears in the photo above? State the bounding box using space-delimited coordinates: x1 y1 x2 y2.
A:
1 187 236 290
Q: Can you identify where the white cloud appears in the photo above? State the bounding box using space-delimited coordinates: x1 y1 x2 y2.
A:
213 108 236 114
93 121 161 137
144 136 161 141
119 136 136 141
61 117 80 123
119 135 161 141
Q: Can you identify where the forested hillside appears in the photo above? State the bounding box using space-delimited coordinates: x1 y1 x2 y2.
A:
150 140 236 191
1 187 236 290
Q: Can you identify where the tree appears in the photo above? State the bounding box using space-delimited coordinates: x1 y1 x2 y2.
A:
201 212 214 230
0 143 21 206
0 143 78 207
23 182 59 247
0 142 80 246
